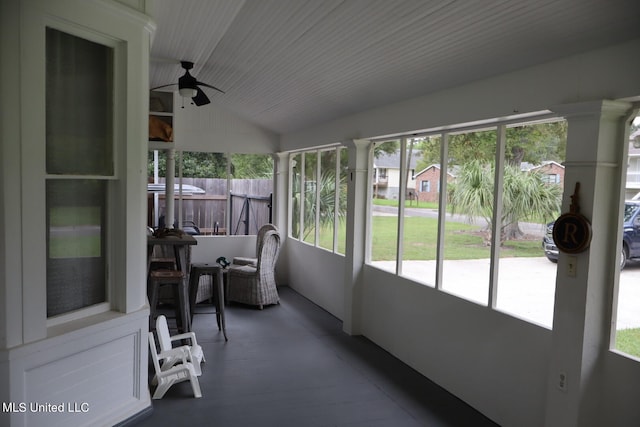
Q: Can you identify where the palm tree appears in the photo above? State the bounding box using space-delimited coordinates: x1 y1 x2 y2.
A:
448 160 561 243
291 169 347 241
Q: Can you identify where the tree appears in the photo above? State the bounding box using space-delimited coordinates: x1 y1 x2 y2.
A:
416 121 567 171
148 151 275 179
290 149 348 240
291 169 347 240
181 152 227 177
505 121 566 166
374 140 399 158
148 151 227 178
230 154 273 178
448 160 561 243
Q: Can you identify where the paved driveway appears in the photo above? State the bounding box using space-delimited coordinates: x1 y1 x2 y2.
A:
371 257 640 329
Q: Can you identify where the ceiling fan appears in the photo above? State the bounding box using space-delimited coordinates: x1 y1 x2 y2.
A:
151 61 224 107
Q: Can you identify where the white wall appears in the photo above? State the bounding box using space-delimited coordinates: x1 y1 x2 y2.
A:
192 235 257 264
175 101 279 153
362 266 551 426
602 352 640 426
279 39 640 427
285 240 345 320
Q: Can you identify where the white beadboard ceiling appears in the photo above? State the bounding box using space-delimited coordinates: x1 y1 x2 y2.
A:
149 0 640 134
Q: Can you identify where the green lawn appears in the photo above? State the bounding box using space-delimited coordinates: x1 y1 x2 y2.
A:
310 215 542 261
49 235 101 258
50 206 101 226
616 328 640 358
372 198 438 209
49 206 102 258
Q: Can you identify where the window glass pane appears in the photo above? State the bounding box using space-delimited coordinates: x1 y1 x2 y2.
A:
495 121 566 327
336 148 348 255
400 136 442 287
46 28 113 175
318 150 336 251
303 152 318 245
442 130 496 304
47 180 106 317
370 141 400 272
291 154 302 239
181 151 228 234
614 114 640 357
150 151 228 234
229 154 274 235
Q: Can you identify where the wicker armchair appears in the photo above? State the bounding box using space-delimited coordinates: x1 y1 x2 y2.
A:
227 229 281 309
232 223 278 266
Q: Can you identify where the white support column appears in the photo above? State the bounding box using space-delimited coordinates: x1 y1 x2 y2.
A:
177 150 183 227
165 148 175 228
273 152 289 285
343 139 371 335
153 150 159 227
544 100 633 427
489 125 506 307
273 152 289 232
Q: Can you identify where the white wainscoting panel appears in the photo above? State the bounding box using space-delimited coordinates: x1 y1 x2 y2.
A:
3 309 150 427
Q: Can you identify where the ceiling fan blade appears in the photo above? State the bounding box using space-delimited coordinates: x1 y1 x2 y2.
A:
192 88 210 106
196 81 225 94
150 83 177 91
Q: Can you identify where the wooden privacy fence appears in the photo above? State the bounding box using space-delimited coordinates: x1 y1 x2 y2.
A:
230 192 273 235
149 178 273 235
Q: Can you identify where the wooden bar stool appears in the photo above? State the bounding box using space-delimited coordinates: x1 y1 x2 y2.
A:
188 263 228 341
148 270 190 333
149 257 176 271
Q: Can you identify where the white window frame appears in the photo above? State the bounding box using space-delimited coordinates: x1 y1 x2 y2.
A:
167 150 275 236
287 145 345 255
44 26 123 326
20 7 132 340
365 113 566 324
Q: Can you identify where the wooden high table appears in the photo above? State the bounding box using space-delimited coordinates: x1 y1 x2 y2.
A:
147 233 198 332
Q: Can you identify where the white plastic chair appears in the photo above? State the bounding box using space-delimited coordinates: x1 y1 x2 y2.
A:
148 332 202 399
156 314 205 376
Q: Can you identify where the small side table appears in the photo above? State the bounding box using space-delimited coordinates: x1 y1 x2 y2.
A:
188 263 228 341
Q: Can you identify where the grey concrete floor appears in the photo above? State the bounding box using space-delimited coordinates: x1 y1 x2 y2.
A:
131 287 497 427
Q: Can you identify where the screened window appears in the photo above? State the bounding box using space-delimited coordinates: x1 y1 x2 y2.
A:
289 147 347 255
370 141 400 273
148 151 273 235
614 114 640 359
46 28 113 317
367 118 567 327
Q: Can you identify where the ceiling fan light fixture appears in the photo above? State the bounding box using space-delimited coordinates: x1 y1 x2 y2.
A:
151 60 223 107
179 87 197 98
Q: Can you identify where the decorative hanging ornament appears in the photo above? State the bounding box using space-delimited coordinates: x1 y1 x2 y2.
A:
552 182 592 254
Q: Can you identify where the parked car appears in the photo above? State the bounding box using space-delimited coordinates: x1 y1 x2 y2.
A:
543 201 640 270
